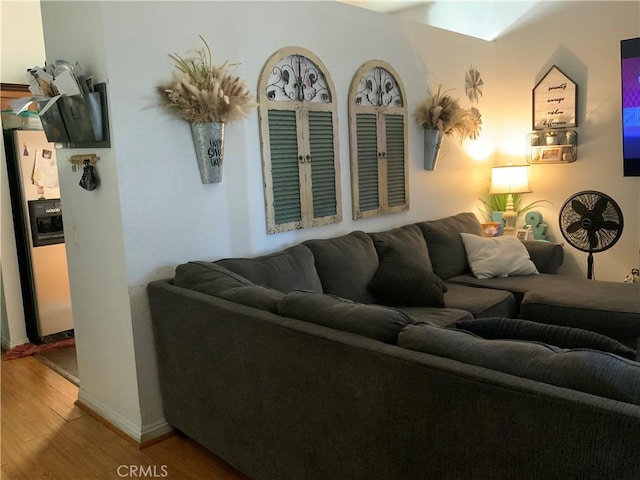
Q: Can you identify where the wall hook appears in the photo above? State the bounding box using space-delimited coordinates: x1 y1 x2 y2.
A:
70 154 100 169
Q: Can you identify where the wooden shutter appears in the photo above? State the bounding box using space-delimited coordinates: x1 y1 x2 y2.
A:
308 111 337 219
268 109 302 225
349 60 408 220
355 113 379 213
258 46 341 233
385 114 406 207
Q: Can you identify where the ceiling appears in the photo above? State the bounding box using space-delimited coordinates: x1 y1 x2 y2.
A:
337 1 554 41
339 1 426 13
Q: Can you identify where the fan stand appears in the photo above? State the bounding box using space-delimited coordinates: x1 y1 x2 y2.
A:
587 252 594 280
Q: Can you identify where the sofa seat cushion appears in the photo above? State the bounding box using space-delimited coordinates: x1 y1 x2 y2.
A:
459 233 538 279
397 307 472 327
175 261 284 313
216 244 322 294
398 323 640 406
415 212 485 280
304 231 379 304
521 280 640 340
443 283 517 318
278 291 415 344
457 317 636 360
447 272 561 306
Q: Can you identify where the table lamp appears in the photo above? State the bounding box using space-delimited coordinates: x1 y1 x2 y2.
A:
489 165 531 235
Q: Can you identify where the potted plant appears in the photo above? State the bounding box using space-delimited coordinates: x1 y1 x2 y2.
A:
157 36 256 183
478 193 549 231
544 131 558 145
414 85 482 170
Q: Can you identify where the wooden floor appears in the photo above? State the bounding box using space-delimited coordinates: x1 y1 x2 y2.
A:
1 354 248 480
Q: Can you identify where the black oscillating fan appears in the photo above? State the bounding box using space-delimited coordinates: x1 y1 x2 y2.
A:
558 191 623 279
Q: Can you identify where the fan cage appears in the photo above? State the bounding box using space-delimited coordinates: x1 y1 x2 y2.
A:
558 191 623 253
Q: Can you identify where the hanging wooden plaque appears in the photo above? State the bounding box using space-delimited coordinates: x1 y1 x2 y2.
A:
532 65 577 130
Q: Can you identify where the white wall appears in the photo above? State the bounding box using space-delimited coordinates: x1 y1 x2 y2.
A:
0 0 46 82
493 1 640 280
38 1 145 439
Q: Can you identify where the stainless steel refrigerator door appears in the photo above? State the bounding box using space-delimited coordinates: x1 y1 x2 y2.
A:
31 243 73 336
13 130 74 338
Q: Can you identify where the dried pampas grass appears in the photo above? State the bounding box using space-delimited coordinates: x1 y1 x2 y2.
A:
157 36 255 124
414 85 481 142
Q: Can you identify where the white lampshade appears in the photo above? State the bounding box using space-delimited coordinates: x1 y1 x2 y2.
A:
489 166 531 194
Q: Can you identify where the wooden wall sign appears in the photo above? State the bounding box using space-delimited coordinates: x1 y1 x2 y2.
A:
532 65 577 130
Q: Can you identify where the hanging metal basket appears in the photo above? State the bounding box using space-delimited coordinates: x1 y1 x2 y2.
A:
190 122 225 183
423 129 442 171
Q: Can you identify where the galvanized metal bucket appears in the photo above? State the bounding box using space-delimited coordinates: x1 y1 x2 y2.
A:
190 122 225 183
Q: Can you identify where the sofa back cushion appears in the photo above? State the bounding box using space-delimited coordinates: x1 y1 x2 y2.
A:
521 240 564 274
398 323 640 406
279 290 415 344
304 231 379 304
416 212 484 279
216 244 322 294
175 261 284 313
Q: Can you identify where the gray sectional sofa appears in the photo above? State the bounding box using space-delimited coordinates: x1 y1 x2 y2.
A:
148 212 640 480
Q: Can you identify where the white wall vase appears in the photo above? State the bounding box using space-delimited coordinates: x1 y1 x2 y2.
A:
190 122 225 183
423 129 442 171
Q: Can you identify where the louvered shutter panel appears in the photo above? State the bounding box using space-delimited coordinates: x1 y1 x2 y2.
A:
308 111 337 219
385 114 406 207
355 113 379 212
268 109 302 225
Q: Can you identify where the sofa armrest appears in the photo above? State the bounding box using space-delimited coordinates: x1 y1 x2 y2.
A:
522 240 564 274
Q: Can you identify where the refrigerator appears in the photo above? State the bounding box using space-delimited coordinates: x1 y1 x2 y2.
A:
4 128 74 343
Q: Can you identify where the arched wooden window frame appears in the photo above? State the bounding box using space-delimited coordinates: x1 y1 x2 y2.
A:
258 46 342 234
349 60 409 220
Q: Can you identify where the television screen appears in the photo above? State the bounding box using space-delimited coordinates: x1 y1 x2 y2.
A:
621 37 640 176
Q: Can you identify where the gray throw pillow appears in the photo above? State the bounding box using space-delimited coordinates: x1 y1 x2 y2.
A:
369 248 446 307
278 290 415 344
216 244 322 294
416 212 485 279
369 224 433 272
175 262 284 313
456 317 636 360
304 231 379 304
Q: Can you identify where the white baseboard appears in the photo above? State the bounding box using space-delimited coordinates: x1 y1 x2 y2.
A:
2 336 30 350
78 389 172 444
140 418 174 444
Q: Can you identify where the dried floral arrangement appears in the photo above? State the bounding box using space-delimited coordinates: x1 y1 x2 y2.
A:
414 85 482 142
157 36 255 124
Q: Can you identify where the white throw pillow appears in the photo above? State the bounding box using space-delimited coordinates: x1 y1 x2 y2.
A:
460 233 539 279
